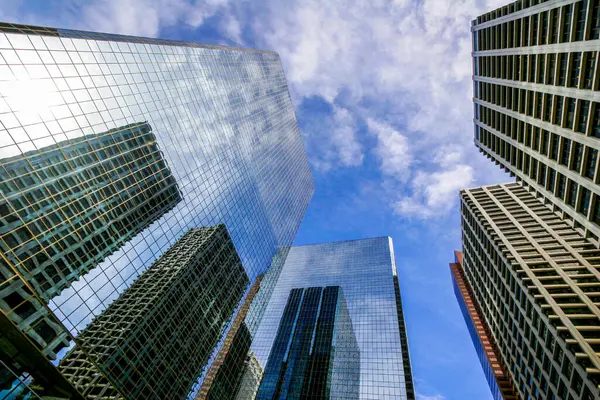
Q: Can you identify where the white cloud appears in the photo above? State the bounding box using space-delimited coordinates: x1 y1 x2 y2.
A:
368 118 411 182
304 105 363 171
243 0 509 218
394 164 474 219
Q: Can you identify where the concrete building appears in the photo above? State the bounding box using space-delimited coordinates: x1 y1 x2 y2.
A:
472 0 600 241
461 182 600 399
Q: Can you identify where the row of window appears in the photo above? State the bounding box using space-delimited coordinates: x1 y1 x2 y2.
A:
476 0 550 25
475 51 599 91
462 189 597 399
474 1 600 52
477 104 598 182
475 82 600 137
477 126 600 226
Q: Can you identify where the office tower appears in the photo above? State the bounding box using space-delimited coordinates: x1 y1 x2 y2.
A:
461 182 600 399
0 21 313 399
198 275 263 399
472 0 600 241
450 251 518 400
253 238 415 400
256 286 359 400
0 122 181 391
58 225 248 399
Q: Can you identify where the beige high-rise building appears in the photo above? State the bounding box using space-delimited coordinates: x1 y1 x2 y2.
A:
461 182 600 399
472 0 600 241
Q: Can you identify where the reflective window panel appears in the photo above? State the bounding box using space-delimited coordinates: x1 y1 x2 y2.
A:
0 22 313 399
251 238 415 400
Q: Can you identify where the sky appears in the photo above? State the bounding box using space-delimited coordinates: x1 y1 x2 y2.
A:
0 0 516 399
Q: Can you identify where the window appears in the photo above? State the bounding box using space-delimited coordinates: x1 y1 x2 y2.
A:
557 174 567 199
538 163 546 185
569 52 581 88
593 103 600 138
593 196 600 225
567 181 578 207
529 55 536 83
532 13 539 46
572 142 583 172
527 90 534 116
579 187 591 216
550 9 559 43
523 16 530 46
554 95 564 125
540 11 548 44
541 130 549 155
532 127 540 151
592 0 600 40
582 52 596 90
537 55 545 84
560 139 571 166
578 100 590 133
561 4 572 43
574 2 585 41
544 94 553 122
547 168 556 192
585 148 597 180
558 53 568 86
550 134 560 160
547 53 556 85
536 92 543 119
565 97 576 129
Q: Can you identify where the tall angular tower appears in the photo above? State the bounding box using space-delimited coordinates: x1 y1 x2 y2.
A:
252 238 415 399
472 0 600 240
256 286 359 399
0 21 313 399
462 2 600 398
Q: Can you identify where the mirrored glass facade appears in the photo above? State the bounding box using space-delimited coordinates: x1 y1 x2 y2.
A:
0 22 313 399
252 238 415 400
256 286 359 400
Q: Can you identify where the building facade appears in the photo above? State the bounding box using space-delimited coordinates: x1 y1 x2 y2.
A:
461 182 600 399
252 238 415 400
472 0 600 241
0 21 313 399
59 225 247 399
450 251 518 400
256 286 359 400
0 121 181 394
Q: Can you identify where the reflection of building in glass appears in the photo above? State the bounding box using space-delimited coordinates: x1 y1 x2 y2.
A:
461 183 600 399
253 238 414 399
0 20 313 399
256 286 359 399
198 275 263 400
59 225 248 399
450 251 517 400
0 122 181 392
235 352 263 400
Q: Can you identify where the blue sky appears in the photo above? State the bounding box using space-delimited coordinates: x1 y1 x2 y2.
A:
1 0 516 399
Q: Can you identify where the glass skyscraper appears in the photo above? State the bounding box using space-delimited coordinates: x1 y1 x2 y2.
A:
256 286 359 400
0 21 313 399
59 225 248 399
252 238 415 400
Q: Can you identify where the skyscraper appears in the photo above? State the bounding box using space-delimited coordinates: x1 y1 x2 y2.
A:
252 238 415 400
450 251 518 400
0 121 182 391
256 286 359 400
0 21 313 399
59 225 248 399
461 182 600 399
472 0 600 240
